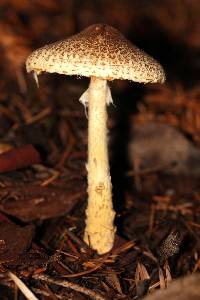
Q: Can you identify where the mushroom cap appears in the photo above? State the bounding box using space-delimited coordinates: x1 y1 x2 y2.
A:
26 24 165 83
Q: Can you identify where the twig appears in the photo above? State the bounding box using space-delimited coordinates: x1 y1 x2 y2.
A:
8 272 39 300
127 162 176 177
40 170 60 186
57 121 76 168
32 287 64 299
33 273 107 300
0 104 19 123
26 106 52 125
63 227 92 253
61 256 108 278
16 68 27 94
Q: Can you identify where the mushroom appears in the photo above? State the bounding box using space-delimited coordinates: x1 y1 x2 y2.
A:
26 24 165 254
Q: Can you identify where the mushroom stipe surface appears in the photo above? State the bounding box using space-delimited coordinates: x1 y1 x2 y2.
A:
26 24 165 254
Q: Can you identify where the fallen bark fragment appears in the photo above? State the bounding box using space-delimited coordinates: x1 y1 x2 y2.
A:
144 273 200 300
129 122 200 176
0 183 85 221
0 144 41 173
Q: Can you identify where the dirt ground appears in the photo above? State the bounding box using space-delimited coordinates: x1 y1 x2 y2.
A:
0 1 200 299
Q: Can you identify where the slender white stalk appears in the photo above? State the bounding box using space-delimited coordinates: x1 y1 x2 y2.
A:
9 272 39 300
83 76 115 254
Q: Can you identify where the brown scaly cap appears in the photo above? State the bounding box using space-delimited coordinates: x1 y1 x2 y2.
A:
26 24 165 83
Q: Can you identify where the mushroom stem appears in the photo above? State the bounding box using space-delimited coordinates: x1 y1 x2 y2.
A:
84 76 115 254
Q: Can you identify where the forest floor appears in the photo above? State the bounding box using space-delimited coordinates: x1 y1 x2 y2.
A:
0 1 200 299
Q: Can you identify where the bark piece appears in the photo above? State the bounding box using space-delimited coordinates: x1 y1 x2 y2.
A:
129 122 200 175
144 274 200 300
0 183 84 222
0 144 41 173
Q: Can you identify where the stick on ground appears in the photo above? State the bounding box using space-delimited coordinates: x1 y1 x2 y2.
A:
9 272 39 300
33 273 106 300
